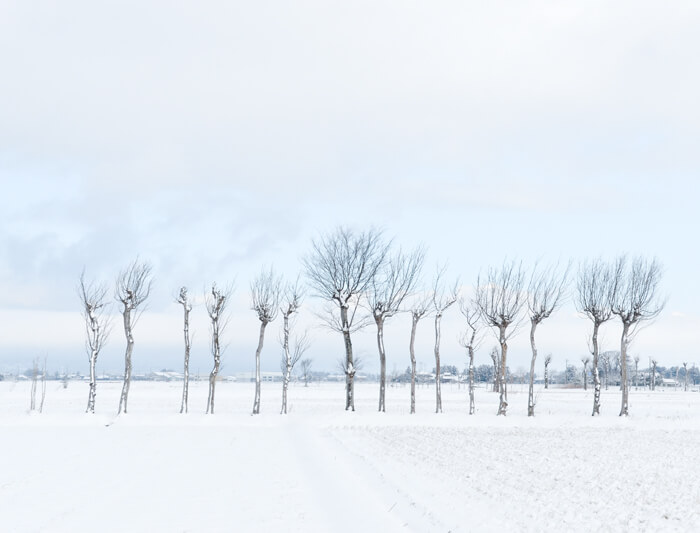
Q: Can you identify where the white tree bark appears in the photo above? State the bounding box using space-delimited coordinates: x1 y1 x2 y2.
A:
527 320 538 416
409 313 420 414
434 312 443 414
178 287 192 414
497 325 509 415
376 316 387 412
252 321 268 415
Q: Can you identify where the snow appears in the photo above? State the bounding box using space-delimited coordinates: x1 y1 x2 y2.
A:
2 380 699 532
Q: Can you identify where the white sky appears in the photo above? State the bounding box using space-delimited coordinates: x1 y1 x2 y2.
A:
1 1 699 375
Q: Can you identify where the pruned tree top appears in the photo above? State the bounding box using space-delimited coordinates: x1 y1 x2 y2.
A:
177 286 193 311
576 258 614 324
368 246 425 321
528 261 569 324
79 269 113 352
475 260 526 334
251 267 282 323
205 283 231 322
303 226 390 306
115 259 153 310
458 296 482 350
280 276 305 318
431 264 458 316
610 255 665 328
79 269 110 319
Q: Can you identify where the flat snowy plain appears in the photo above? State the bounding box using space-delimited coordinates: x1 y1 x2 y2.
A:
2 379 699 532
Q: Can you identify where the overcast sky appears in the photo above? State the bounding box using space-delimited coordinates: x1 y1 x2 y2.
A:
2 1 699 376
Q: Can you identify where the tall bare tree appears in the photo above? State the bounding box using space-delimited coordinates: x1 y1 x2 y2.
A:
115 259 153 415
368 248 424 412
279 279 305 414
431 267 458 414
459 298 481 415
650 358 658 391
205 283 230 414
576 259 614 416
581 357 590 391
611 256 664 416
475 260 526 416
408 295 431 414
634 355 640 390
177 287 192 414
251 268 282 415
683 361 689 392
526 263 568 416
544 354 552 389
303 226 389 411
79 270 111 414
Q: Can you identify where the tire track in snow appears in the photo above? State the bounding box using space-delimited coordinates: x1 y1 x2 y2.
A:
287 421 444 532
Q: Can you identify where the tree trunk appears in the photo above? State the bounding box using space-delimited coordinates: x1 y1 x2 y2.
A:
87 348 97 413
491 351 499 392
340 305 355 411
434 313 443 414
281 313 291 414
252 321 268 415
619 322 631 416
409 315 418 414
376 316 386 412
592 322 601 416
528 320 538 417
468 346 475 415
206 317 221 414
118 307 134 415
544 361 549 389
180 304 191 414
497 326 508 415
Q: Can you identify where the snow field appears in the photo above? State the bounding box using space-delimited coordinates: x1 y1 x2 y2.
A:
1 380 699 532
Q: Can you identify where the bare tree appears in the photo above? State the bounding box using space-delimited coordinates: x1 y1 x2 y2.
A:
303 226 389 411
408 295 431 414
610 256 665 416
279 280 305 414
431 266 458 414
576 259 614 416
459 298 481 415
581 357 590 391
29 358 38 412
177 287 192 414
683 361 689 392
475 260 526 416
79 270 112 414
39 357 47 413
299 358 313 387
634 355 640 390
205 283 230 414
650 359 658 391
368 248 424 412
115 259 153 415
251 268 282 415
544 354 552 389
526 263 568 416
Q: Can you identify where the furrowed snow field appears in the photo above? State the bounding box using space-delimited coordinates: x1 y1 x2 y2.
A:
2 380 699 532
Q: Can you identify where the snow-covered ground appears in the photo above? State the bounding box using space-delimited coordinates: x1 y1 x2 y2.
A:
2 379 699 532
